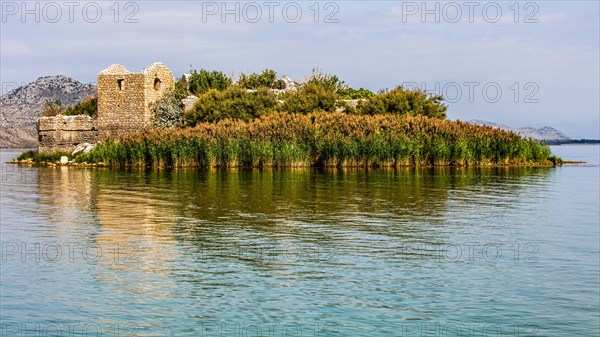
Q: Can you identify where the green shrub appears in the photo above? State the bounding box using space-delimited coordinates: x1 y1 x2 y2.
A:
64 96 98 118
188 69 232 95
42 99 64 117
338 87 375 100
305 70 345 92
281 70 343 114
150 89 184 129
238 69 279 89
174 79 191 100
356 86 447 119
181 69 447 119
184 86 278 125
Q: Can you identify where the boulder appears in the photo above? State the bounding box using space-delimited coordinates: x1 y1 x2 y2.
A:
277 76 296 91
181 95 199 112
72 143 95 157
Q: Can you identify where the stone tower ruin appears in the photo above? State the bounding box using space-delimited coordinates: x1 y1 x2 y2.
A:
97 63 174 139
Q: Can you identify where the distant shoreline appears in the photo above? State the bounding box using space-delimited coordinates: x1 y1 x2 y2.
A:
544 139 600 145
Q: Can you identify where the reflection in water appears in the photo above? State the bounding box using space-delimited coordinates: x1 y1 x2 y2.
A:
34 167 554 266
1 148 598 336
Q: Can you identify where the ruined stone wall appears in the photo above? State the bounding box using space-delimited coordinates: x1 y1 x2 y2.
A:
142 63 175 116
37 63 174 152
97 71 146 139
97 63 174 139
38 115 98 153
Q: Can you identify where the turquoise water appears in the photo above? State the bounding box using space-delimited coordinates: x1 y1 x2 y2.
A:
1 145 598 336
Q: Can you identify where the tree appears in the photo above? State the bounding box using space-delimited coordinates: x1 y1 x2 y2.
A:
356 86 447 119
188 69 232 95
150 90 184 129
338 87 374 100
280 70 343 114
42 99 64 117
238 69 278 89
173 79 190 100
184 87 277 126
64 96 98 117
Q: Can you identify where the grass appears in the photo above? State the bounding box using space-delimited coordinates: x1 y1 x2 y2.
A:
17 150 71 163
75 112 554 168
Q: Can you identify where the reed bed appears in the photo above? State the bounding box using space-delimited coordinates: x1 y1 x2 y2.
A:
76 112 553 168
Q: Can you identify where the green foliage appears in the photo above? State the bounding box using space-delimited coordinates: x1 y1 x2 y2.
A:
306 69 345 92
42 99 64 117
338 87 374 99
188 69 232 95
43 96 98 118
77 113 556 168
173 79 190 100
64 96 98 118
356 86 447 119
150 89 184 129
281 70 343 114
238 69 278 89
17 150 71 163
179 69 446 120
184 86 278 125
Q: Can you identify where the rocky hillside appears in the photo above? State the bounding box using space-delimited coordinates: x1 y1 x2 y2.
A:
469 119 571 141
0 76 96 148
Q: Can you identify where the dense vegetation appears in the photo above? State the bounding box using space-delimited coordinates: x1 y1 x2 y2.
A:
185 87 278 125
76 112 553 168
42 96 98 118
180 69 443 124
17 150 72 162
41 99 65 117
338 87 375 100
355 87 446 119
65 96 98 117
279 71 343 114
237 69 279 89
187 69 232 95
30 68 557 167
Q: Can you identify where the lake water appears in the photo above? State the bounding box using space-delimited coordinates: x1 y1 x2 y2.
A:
1 145 598 336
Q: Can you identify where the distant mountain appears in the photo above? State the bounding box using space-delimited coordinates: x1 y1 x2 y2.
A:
469 119 571 141
0 76 96 148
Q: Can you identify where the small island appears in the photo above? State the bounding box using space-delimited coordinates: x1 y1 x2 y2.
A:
16 63 558 168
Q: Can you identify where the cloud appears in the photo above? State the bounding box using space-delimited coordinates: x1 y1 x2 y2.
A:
387 2 568 26
0 39 34 56
538 13 568 23
0 1 598 137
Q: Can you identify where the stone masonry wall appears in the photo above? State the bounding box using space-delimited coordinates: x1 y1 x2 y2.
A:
37 63 174 152
38 115 98 153
142 63 175 118
97 63 174 139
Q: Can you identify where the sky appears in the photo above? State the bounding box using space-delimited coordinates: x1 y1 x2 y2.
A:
1 0 598 138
